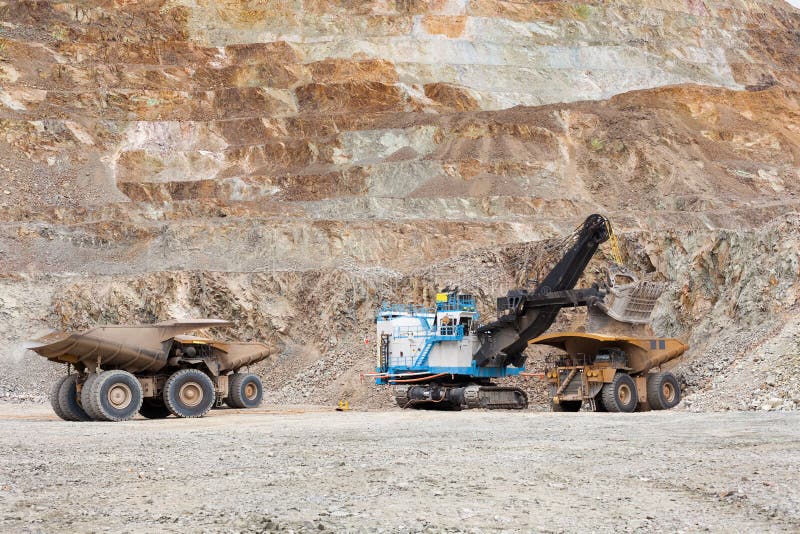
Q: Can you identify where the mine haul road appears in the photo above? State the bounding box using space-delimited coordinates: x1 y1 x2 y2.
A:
0 405 798 533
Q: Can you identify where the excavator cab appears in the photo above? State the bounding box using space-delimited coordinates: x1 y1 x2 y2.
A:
594 347 627 368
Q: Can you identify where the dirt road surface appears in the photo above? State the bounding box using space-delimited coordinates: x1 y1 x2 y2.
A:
1 404 798 533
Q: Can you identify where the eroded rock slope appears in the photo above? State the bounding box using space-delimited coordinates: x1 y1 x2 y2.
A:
1 0 799 410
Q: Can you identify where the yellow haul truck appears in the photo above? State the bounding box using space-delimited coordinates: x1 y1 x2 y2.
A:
532 333 687 412
27 319 270 422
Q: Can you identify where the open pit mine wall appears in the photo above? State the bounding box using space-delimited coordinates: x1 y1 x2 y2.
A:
0 1 799 408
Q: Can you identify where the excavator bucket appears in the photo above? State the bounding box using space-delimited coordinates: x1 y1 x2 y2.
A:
594 264 664 324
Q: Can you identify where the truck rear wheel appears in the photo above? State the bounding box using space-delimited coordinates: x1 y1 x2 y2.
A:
57 374 92 421
601 373 638 413
164 369 215 418
646 371 681 410
86 370 143 422
227 373 263 409
138 399 171 419
49 375 71 421
551 400 582 412
80 373 102 420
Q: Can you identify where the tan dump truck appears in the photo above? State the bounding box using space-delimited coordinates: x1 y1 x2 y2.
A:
26 319 270 422
531 333 687 412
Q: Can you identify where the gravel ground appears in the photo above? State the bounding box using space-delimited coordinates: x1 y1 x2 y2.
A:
0 405 798 533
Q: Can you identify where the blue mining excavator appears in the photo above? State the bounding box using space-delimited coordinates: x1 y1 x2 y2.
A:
373 214 668 410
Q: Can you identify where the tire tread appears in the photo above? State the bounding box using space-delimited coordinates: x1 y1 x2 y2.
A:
646 371 681 410
601 373 638 413
57 375 91 421
228 373 263 409
88 370 143 422
49 375 71 421
163 369 215 418
81 374 102 420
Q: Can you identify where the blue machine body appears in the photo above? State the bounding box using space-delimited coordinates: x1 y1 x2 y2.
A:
375 293 524 384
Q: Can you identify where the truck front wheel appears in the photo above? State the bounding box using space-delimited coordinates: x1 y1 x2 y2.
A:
164 369 215 418
601 373 638 413
646 372 681 410
227 373 263 409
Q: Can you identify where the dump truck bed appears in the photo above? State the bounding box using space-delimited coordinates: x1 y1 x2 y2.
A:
530 332 688 375
26 319 270 374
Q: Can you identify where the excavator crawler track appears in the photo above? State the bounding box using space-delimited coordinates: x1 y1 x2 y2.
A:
394 384 528 410
468 386 528 410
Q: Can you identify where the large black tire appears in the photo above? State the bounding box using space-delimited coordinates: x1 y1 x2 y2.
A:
227 373 263 409
80 373 102 420
163 369 215 418
57 375 92 421
138 398 172 419
593 394 608 412
551 400 582 412
601 373 638 413
85 370 143 422
49 375 71 421
646 371 681 410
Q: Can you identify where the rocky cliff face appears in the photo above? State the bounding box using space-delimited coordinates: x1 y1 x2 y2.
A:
1 0 799 410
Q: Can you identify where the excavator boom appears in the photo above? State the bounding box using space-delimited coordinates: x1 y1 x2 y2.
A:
473 214 610 368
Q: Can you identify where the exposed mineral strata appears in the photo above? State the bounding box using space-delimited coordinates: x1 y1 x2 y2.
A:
0 0 798 410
